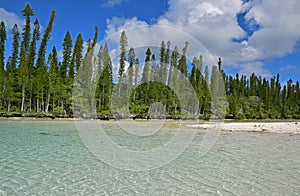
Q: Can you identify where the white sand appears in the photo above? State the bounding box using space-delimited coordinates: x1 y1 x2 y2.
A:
186 122 300 134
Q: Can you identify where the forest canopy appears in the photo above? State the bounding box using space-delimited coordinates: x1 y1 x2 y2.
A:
0 4 299 120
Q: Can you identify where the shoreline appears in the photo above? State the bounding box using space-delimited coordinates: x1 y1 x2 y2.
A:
186 121 300 134
1 117 300 134
0 117 76 121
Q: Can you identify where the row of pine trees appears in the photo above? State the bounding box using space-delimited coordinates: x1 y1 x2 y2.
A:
0 4 299 119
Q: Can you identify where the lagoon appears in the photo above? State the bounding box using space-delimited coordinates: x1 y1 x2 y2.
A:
0 120 299 195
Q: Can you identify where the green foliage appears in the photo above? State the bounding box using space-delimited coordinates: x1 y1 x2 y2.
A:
130 81 180 116
118 31 128 83
0 4 299 120
21 4 34 53
95 43 113 114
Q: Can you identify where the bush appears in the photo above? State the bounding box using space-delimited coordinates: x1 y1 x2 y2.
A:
235 113 246 120
10 106 20 112
53 106 64 115
100 110 111 116
268 110 281 119
292 114 300 119
199 114 211 121
259 113 268 119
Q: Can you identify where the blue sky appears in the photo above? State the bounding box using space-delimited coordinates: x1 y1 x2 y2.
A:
0 0 300 83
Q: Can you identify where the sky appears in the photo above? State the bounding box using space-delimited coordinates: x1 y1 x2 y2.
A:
0 0 300 83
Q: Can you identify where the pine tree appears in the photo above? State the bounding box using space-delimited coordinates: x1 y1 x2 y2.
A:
134 58 140 85
138 48 152 109
91 26 98 49
262 78 270 111
218 57 222 71
159 41 166 83
128 47 135 87
48 47 59 112
75 27 98 116
275 74 281 108
21 4 34 53
189 58 201 114
71 33 84 77
164 41 171 84
35 10 56 112
6 25 19 111
0 21 6 71
127 48 136 111
61 31 73 79
199 55 203 73
178 42 189 77
295 82 300 117
296 81 300 105
36 10 55 69
11 24 20 71
118 31 128 83
210 65 219 101
151 54 157 81
96 43 113 115
249 73 256 96
282 85 287 118
165 41 171 65
240 75 246 97
18 45 27 112
270 76 275 106
4 57 14 111
56 31 72 113
204 65 209 84
168 46 178 87
141 48 151 83
287 79 294 111
257 76 262 98
0 21 6 108
27 19 40 111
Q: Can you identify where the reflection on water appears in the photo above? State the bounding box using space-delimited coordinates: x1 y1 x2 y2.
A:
0 120 299 195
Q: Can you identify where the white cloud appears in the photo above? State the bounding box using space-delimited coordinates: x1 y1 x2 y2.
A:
0 7 24 29
102 0 129 7
102 0 300 77
280 65 300 73
238 61 272 78
246 0 300 58
104 17 217 66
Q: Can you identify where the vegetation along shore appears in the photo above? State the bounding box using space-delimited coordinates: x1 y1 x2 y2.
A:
0 4 299 120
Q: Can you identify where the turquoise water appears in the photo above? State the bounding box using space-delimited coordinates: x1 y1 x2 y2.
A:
0 120 299 195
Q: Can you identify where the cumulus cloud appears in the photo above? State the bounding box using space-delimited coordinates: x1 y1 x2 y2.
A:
103 0 300 77
238 61 272 78
280 65 300 73
104 18 217 65
102 0 129 7
246 0 300 57
0 7 24 29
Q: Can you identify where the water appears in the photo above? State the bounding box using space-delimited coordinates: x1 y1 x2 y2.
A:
0 120 299 195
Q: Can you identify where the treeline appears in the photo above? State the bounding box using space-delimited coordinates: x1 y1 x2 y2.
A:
0 4 87 116
0 4 299 119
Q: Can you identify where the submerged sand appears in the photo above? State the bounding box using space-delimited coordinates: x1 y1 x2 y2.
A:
186 122 300 134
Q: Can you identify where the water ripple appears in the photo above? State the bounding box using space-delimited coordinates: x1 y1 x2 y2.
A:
0 121 299 194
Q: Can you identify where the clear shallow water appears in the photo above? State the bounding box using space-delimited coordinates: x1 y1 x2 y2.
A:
0 120 299 195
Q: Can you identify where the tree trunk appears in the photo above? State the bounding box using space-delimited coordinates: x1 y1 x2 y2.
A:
37 98 39 112
45 92 50 113
21 86 25 112
41 91 44 112
29 93 32 112
52 96 55 113
61 101 64 113
7 100 11 112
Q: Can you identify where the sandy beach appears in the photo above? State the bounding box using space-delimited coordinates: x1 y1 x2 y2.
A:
186 121 300 134
1 117 300 134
